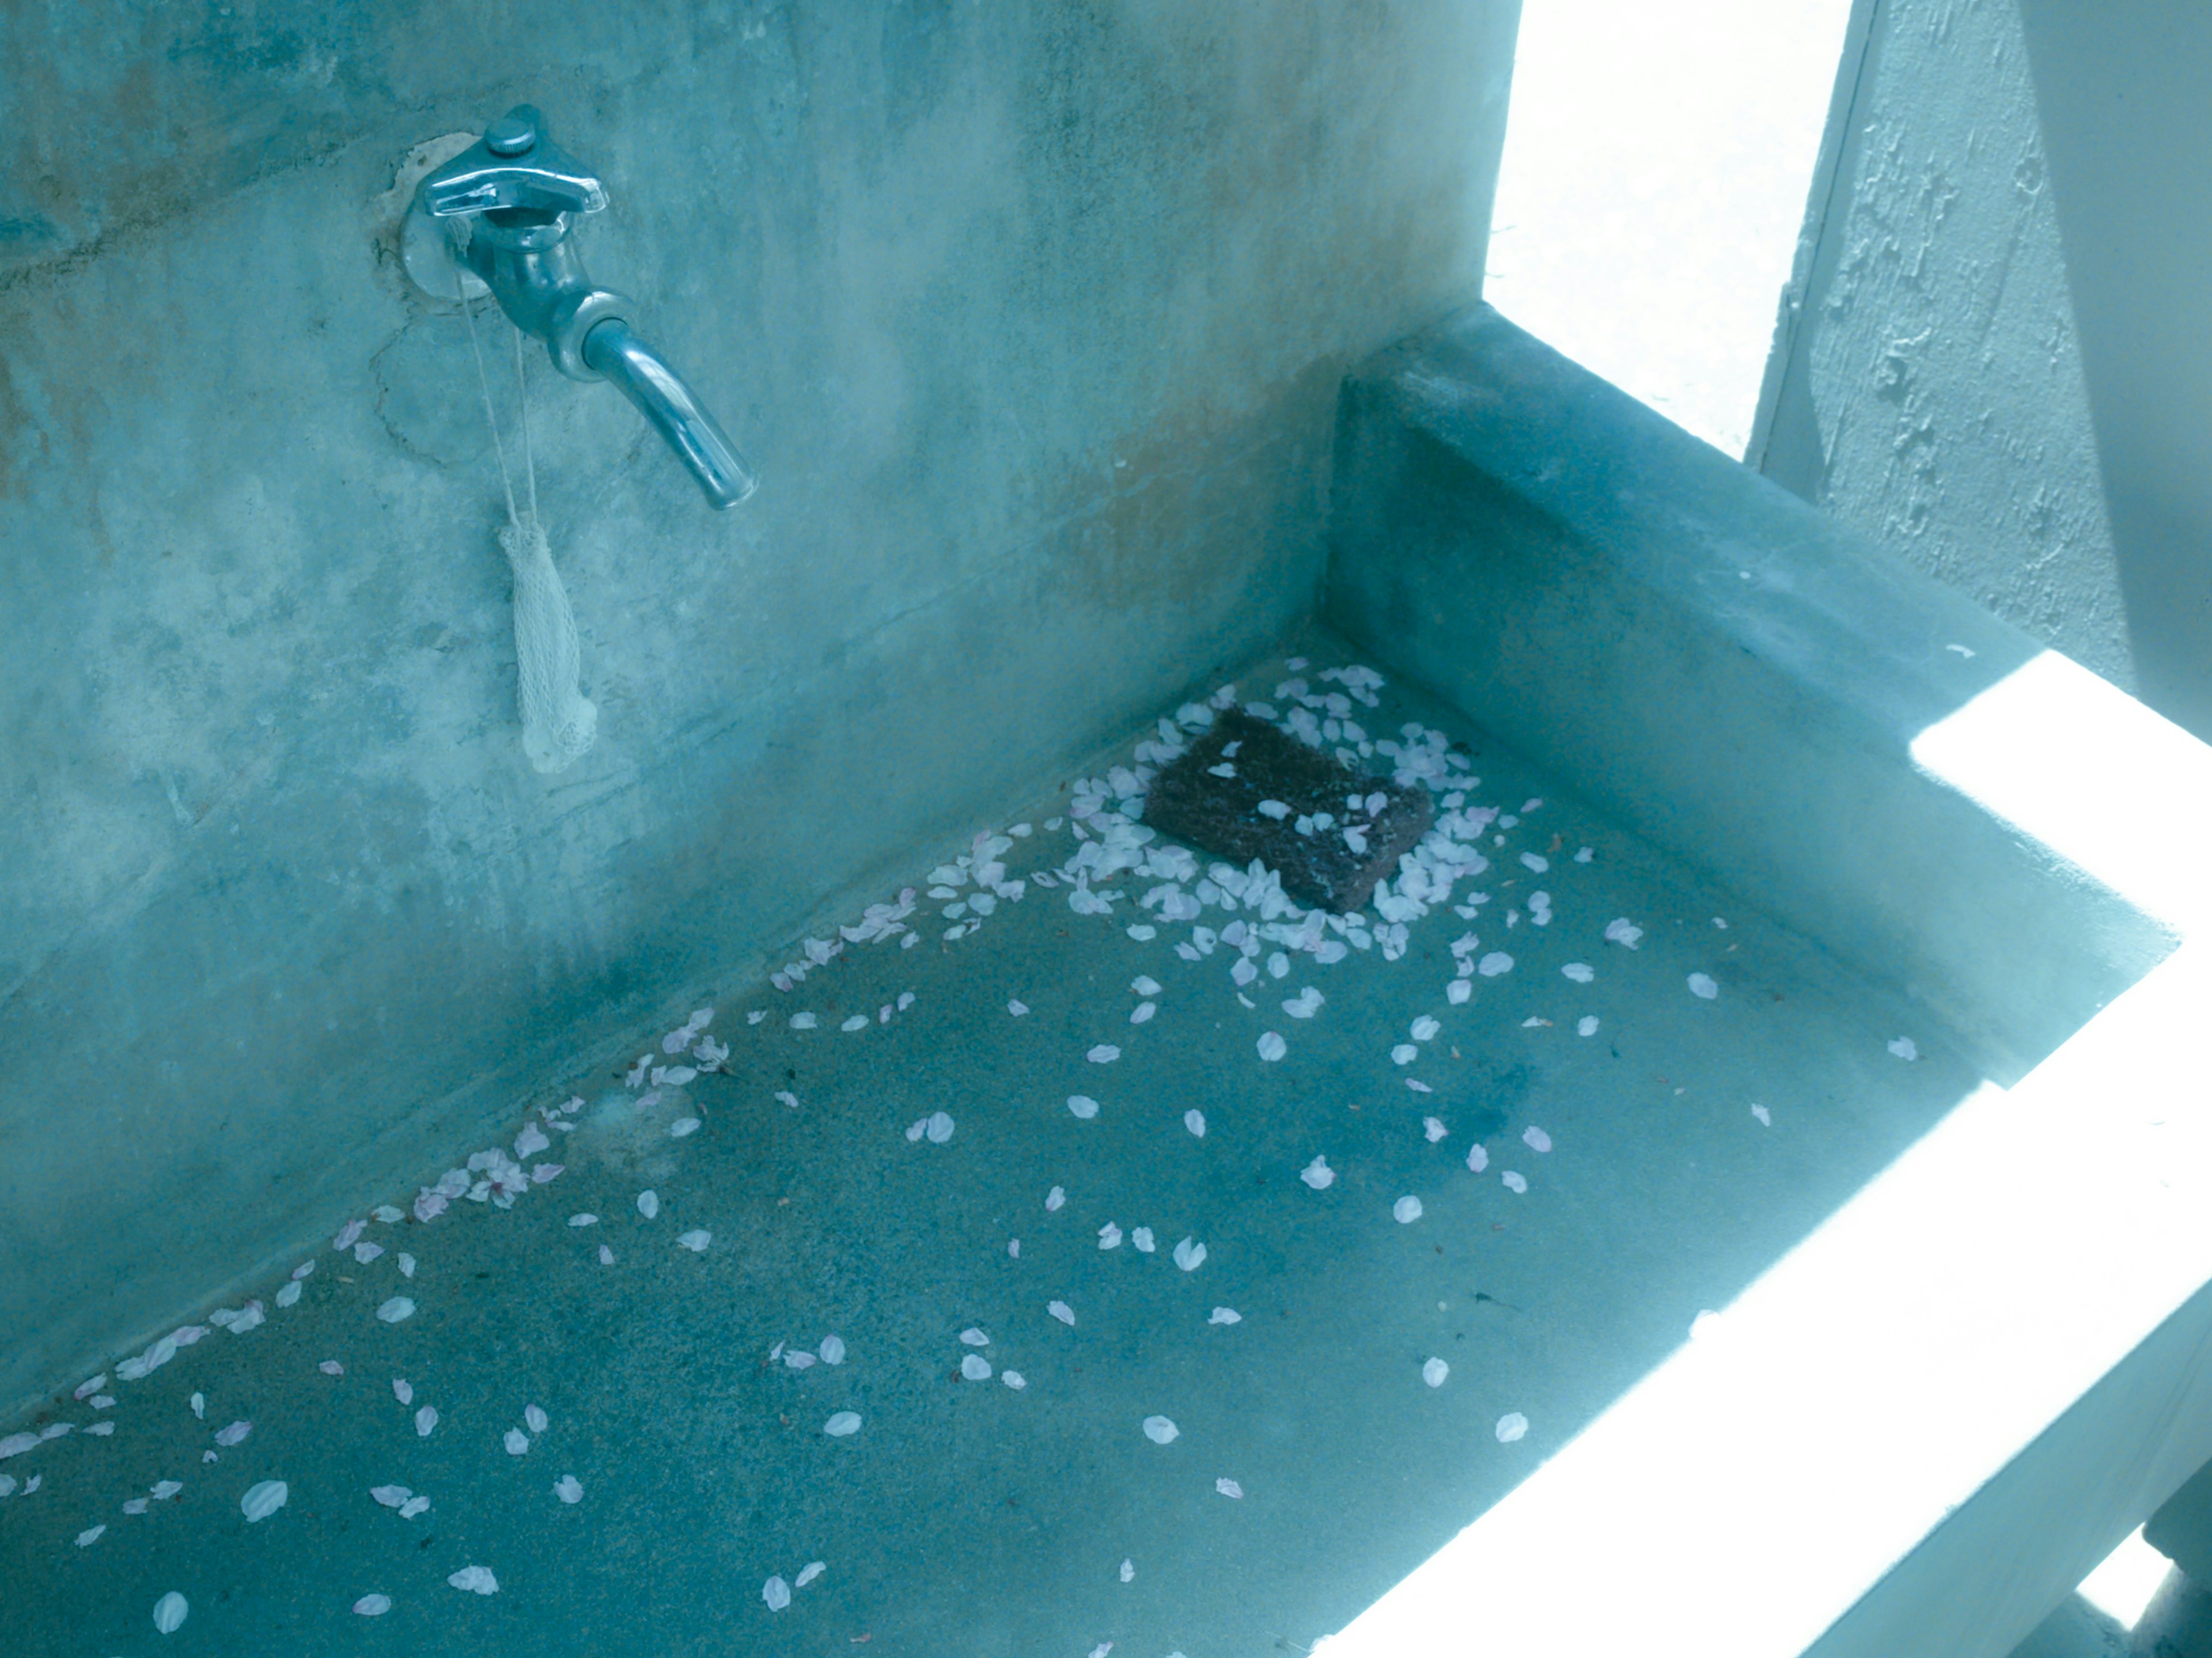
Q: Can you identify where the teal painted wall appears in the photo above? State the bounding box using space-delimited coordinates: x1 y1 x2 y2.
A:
0 0 1521 1416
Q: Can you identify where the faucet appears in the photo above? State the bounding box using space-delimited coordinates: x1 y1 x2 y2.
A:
403 106 757 510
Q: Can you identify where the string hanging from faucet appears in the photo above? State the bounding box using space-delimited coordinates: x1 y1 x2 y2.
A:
457 268 598 775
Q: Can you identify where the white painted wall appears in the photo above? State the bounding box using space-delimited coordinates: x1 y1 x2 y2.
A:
1484 0 1856 456
1753 0 2212 729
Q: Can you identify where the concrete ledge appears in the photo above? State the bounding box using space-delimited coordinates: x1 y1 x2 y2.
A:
1321 305 2212 1656
1325 305 2174 1083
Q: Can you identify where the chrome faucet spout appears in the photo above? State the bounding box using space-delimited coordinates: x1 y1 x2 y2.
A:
403 105 757 510
584 320 757 510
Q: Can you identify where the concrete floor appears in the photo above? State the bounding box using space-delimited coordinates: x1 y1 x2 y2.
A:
0 630 1986 1653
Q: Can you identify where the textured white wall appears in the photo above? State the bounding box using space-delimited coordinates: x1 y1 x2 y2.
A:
1756 0 2136 697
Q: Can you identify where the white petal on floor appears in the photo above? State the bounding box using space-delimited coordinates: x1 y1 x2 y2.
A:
505 1429 529 1455
926 1110 956 1143
1446 979 1471 1006
1393 1196 1423 1224
1008 1238 1021 1258
637 1190 660 1219
1121 1558 1135 1583
75 1524 105 1546
375 1297 415 1324
961 1355 994 1381
122 1498 149 1515
1522 1126 1552 1153
1172 1237 1207 1272
796 1561 826 1588
153 1591 188 1633
276 1281 302 1308
1496 1412 1529 1443
1256 1031 1287 1062
1088 1044 1121 1064
1478 952 1514 977
555 1475 584 1504
1888 1036 1919 1060
790 1014 817 1030
1423 1358 1450 1388
398 1253 417 1276
599 1245 615 1265
1184 1109 1206 1137
677 1230 712 1252
1501 1171 1528 1194
669 1117 701 1139
150 1481 183 1501
1577 1016 1600 1037
1391 1044 1418 1065
1142 1416 1179 1444
824 1412 862 1437
960 1327 991 1347
371 1485 410 1508
1002 1371 1028 1390
1410 1015 1441 1042
191 1394 204 1419
906 1118 927 1141
1209 1308 1242 1325
1300 1156 1335 1190
1132 1227 1156 1253
525 1404 548 1434
1215 1478 1244 1498
1604 918 1643 948
1098 1222 1123 1250
1562 962 1594 984
820 1335 847 1365
1688 972 1719 1000
1424 1117 1447 1143
393 1379 413 1405
1046 1186 1067 1212
775 1090 800 1109
214 1421 251 1447
1008 1000 1030 1016
448 1566 499 1595
784 1351 816 1370
1752 1103 1772 1126
1048 1300 1076 1327
1130 1001 1156 1025
415 1406 438 1437
353 1594 392 1616
240 1480 288 1523
398 1494 431 1519
840 1015 868 1033
1067 1095 1101 1120
1132 976 1162 996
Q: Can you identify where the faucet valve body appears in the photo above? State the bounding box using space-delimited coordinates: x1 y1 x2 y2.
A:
405 107 756 509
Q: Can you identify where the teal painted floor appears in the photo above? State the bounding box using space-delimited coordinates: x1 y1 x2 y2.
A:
0 631 1986 1654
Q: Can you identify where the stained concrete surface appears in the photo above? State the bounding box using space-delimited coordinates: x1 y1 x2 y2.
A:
0 635 1982 1653
0 1 1522 1422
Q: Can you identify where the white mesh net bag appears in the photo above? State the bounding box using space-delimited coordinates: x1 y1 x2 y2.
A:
462 277 597 774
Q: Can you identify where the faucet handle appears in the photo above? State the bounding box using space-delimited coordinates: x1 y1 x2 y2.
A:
419 105 608 219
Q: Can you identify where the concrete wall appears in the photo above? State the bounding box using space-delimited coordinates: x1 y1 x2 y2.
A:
1756 0 2212 744
0 0 1520 1417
